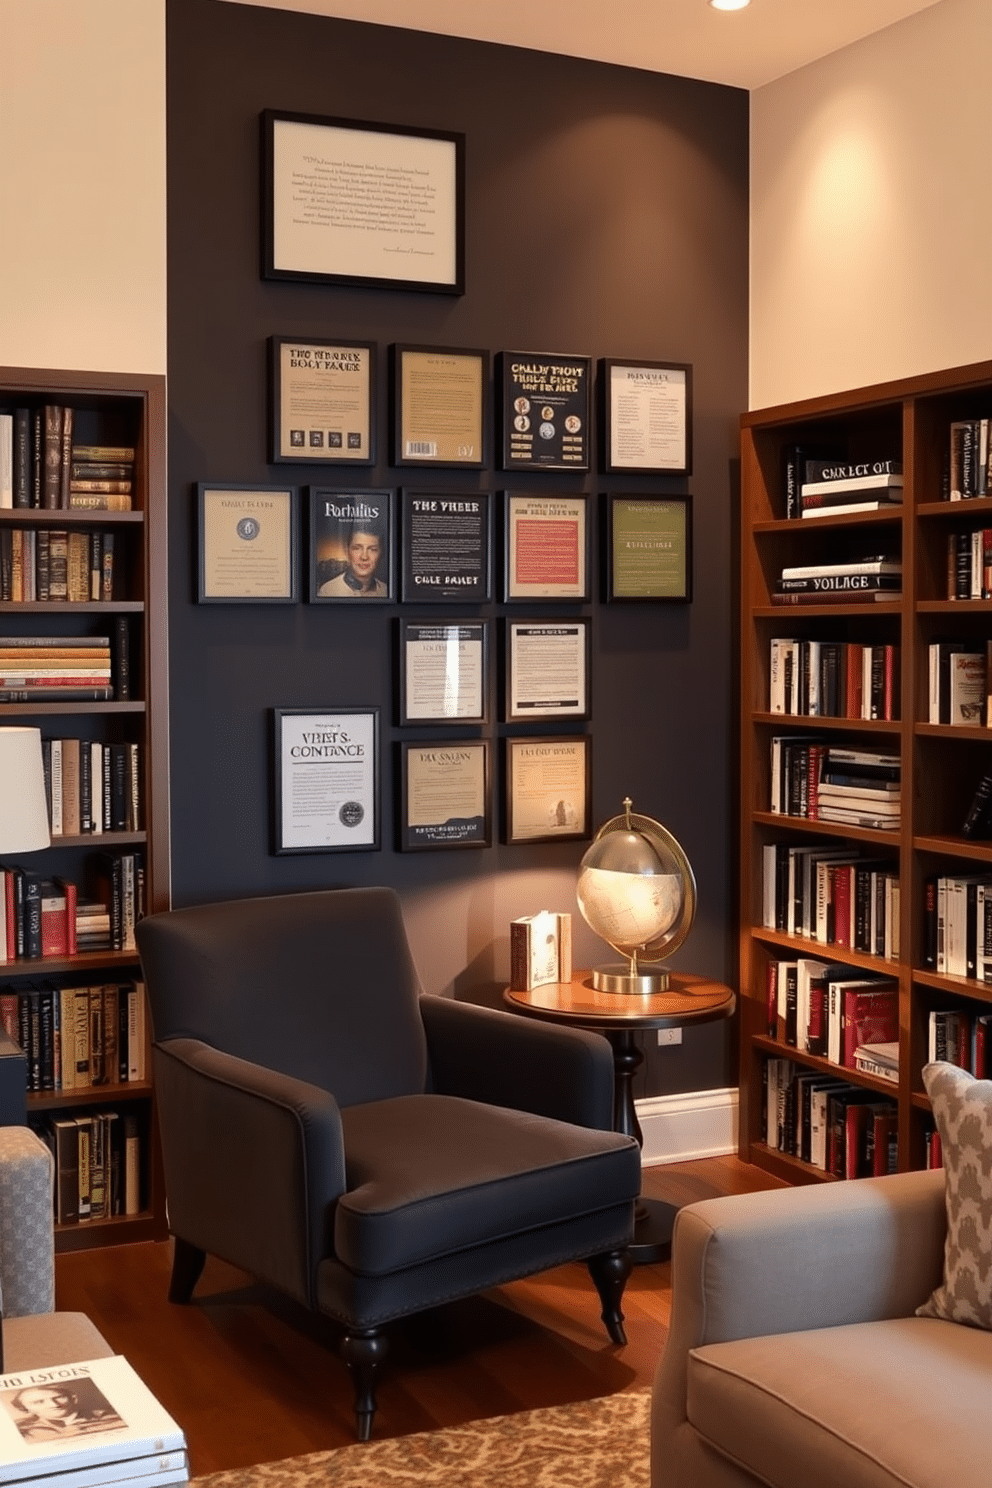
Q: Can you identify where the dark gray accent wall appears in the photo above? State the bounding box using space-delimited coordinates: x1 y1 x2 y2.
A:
165 0 748 1097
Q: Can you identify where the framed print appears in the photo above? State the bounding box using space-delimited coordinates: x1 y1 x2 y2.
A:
392 345 487 467
398 620 488 724
503 493 590 602
309 488 395 602
498 352 591 471
401 490 491 601
607 494 693 602
262 110 464 295
504 618 590 722
269 336 374 465
504 735 591 845
273 708 379 854
197 483 298 603
600 359 692 475
399 739 491 850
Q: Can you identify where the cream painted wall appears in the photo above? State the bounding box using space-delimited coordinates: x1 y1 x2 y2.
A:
0 0 167 376
750 0 992 410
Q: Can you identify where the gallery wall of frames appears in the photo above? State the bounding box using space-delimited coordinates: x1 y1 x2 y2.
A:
164 0 749 1095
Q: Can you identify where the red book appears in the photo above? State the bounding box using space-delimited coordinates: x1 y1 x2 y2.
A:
0 992 17 1041
39 879 69 958
845 1102 870 1179
841 983 899 1067
872 1108 898 1176
845 642 864 718
883 644 897 721
766 959 778 1037
830 864 853 948
57 877 78 956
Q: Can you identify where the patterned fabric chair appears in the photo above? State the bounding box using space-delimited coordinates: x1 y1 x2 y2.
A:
0 1124 114 1371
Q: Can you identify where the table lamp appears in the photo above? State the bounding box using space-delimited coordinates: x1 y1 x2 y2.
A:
0 727 51 853
576 796 696 994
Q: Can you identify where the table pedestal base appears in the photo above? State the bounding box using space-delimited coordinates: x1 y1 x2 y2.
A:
632 1196 676 1264
607 1027 675 1265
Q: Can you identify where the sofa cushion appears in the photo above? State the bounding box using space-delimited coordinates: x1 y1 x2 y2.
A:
336 1093 639 1275
688 1315 992 1488
917 1060 992 1329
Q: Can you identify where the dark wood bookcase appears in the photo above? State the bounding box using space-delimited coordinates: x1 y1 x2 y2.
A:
739 358 992 1183
0 366 169 1250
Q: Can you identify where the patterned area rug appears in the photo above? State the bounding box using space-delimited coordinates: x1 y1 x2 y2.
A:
192 1390 650 1488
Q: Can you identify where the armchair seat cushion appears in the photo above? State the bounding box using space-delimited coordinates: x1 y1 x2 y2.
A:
337 1094 639 1275
688 1315 992 1488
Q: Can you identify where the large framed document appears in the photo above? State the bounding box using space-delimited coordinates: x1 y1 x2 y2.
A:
504 618 590 721
498 352 591 471
401 489 491 601
606 494 693 602
273 708 380 854
262 110 464 294
504 735 591 845
503 493 589 602
269 336 375 465
399 739 491 851
600 358 692 475
391 345 487 468
398 620 488 724
197 484 298 603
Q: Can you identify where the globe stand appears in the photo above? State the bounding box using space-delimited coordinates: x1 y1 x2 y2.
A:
607 1026 677 1264
592 960 671 995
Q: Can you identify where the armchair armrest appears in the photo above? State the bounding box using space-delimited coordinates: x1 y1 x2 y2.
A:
0 1126 55 1317
154 1038 347 1308
420 995 615 1129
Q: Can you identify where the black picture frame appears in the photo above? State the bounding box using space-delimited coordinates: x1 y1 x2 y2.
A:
599 358 693 475
391 345 488 468
268 336 375 466
503 617 591 722
272 707 380 854
503 492 590 603
400 489 491 602
309 488 395 602
606 493 693 603
399 739 491 851
196 483 299 604
504 735 592 845
262 110 465 295
398 619 489 725
497 351 591 472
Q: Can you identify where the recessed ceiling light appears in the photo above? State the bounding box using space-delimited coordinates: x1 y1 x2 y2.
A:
709 0 751 10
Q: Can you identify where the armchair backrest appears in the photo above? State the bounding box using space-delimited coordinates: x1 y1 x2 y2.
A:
136 886 429 1107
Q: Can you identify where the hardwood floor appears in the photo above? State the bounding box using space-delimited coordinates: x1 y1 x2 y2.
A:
53 1157 781 1478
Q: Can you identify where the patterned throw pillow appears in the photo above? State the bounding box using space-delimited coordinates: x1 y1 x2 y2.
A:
917 1060 992 1328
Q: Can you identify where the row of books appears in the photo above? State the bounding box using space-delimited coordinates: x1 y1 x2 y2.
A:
766 955 898 1065
762 842 899 957
0 407 135 510
944 417 992 500
763 1056 898 1177
769 637 898 719
43 737 141 837
0 980 147 1092
770 738 901 829
921 873 992 981
33 1108 141 1224
946 528 992 599
0 527 116 602
0 634 113 702
926 1005 992 1076
0 852 144 961
928 640 989 725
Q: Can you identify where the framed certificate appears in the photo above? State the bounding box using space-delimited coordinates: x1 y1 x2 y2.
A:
269 337 374 465
401 490 491 601
504 618 590 722
504 735 591 845
600 359 692 475
399 739 491 850
504 493 590 602
498 352 591 471
273 708 379 854
607 494 693 602
391 345 487 468
309 488 395 602
197 484 298 603
262 110 464 295
398 620 488 724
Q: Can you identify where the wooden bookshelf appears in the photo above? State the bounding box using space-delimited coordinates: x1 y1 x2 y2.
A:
739 358 992 1182
0 366 169 1248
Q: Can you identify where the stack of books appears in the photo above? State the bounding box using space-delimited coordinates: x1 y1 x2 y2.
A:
797 459 904 519
69 444 136 512
773 555 902 605
509 910 572 990
814 745 901 830
0 636 113 703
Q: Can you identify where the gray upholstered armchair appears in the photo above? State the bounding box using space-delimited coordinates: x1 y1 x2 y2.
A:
136 886 640 1439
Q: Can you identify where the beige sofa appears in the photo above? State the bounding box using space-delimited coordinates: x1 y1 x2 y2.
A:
651 1168 989 1488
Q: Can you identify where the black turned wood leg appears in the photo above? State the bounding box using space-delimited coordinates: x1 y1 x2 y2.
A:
168 1237 207 1303
340 1329 389 1441
587 1248 632 1346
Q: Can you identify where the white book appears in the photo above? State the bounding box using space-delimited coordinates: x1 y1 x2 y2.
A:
809 1086 830 1170
0 1356 185 1483
978 881 992 985
90 742 104 834
0 414 12 508
800 499 901 519
801 472 903 497
885 877 900 961
945 876 969 977
769 639 789 713
762 843 778 929
126 985 146 1082
49 740 64 837
948 650 986 726
937 876 947 974
973 529 984 599
795 958 830 1055
780 558 901 580
806 639 821 716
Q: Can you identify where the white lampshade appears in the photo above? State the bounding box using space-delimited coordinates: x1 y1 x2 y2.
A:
0 727 51 852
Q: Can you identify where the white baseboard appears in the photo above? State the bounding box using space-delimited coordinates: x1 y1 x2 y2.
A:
636 1087 739 1166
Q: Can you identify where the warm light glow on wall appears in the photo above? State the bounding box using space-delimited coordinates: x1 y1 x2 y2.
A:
709 0 751 10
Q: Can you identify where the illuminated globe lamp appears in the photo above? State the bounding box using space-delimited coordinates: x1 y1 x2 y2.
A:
577 797 696 995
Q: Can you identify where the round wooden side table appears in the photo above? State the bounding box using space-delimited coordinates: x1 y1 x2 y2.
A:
504 970 736 1263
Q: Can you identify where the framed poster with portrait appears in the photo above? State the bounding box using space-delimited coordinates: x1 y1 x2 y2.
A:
606 494 693 602
399 739 491 850
309 488 395 602
498 352 591 471
269 336 375 465
273 707 380 854
197 484 298 603
503 492 589 602
503 735 591 845
600 358 692 475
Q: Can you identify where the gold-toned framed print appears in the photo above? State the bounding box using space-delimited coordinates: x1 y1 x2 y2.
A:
269 336 375 465
391 345 487 468
273 707 380 854
606 494 693 602
197 483 298 603
504 735 591 845
498 352 591 471
504 618 590 722
503 492 589 602
262 110 464 295
600 358 692 475
399 739 491 850
309 488 395 602
398 619 488 725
